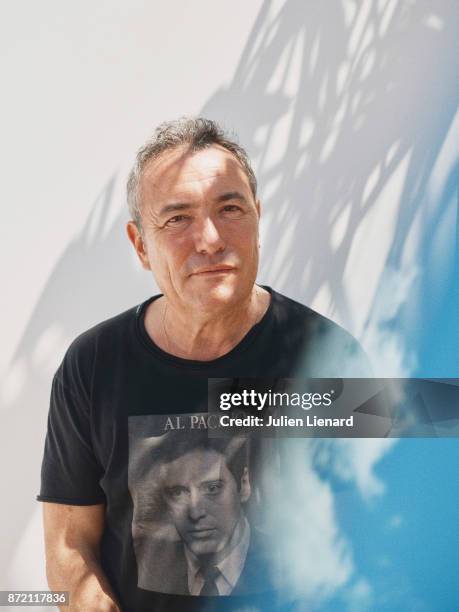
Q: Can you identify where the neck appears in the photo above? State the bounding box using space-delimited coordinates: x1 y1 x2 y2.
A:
145 285 271 361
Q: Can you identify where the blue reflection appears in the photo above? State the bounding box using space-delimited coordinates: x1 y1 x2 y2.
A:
324 439 459 611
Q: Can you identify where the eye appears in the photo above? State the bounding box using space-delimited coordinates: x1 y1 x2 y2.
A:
166 486 187 500
165 214 190 226
205 482 223 496
220 204 244 217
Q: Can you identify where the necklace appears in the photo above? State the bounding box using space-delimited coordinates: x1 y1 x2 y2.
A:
160 287 266 357
161 300 172 354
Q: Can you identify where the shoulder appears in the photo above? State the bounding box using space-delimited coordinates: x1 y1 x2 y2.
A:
268 288 372 377
269 288 342 332
68 301 143 351
234 527 275 595
56 299 150 384
247 526 271 562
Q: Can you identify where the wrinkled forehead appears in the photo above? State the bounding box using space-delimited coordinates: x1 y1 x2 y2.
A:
160 448 230 486
140 145 252 205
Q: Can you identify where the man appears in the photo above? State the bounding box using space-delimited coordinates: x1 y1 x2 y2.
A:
131 431 271 597
38 117 369 611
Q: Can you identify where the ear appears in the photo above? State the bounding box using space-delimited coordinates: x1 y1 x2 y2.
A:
255 199 261 248
126 221 151 270
239 466 251 503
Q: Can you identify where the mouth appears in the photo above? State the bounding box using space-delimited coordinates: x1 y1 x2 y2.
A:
192 266 236 276
187 528 217 539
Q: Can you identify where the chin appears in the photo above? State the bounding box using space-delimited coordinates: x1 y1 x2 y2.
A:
194 281 248 310
187 541 220 557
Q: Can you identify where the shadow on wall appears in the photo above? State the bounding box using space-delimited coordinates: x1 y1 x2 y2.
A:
0 176 157 589
1 0 458 595
201 0 458 374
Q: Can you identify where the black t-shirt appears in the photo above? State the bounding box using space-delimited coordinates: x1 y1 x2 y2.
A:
38 287 369 611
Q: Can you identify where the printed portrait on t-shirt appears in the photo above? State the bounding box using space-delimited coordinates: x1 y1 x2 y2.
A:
128 414 276 596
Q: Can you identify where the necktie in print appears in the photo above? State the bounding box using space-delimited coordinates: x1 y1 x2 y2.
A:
199 566 220 596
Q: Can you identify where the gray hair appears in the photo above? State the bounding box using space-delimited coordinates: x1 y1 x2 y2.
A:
126 117 257 229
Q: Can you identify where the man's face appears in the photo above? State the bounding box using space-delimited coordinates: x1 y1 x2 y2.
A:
128 145 260 313
161 449 248 558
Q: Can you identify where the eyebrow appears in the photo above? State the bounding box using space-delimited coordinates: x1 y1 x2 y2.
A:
215 191 247 204
158 191 247 217
200 479 225 487
158 202 194 217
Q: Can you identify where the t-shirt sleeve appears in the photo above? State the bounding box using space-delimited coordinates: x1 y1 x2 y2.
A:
37 369 106 505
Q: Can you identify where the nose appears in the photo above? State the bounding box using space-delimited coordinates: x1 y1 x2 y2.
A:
193 215 226 255
187 490 206 522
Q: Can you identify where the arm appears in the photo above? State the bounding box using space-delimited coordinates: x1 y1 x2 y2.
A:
43 503 121 612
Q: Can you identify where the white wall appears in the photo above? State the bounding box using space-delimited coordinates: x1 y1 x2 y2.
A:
1 0 457 606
